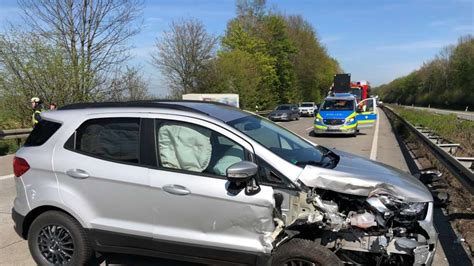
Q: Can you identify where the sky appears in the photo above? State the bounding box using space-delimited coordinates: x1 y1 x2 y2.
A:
0 0 473 96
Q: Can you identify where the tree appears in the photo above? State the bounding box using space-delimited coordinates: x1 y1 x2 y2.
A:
17 0 143 101
152 19 218 98
260 15 298 103
198 49 279 110
202 1 340 109
108 66 151 101
377 35 473 109
0 30 74 126
285 15 341 103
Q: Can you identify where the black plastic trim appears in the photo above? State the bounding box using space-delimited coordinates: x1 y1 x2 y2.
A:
11 208 26 239
87 229 270 265
140 118 157 167
58 100 227 114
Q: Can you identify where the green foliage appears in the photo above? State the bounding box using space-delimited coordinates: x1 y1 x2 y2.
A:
394 106 473 155
285 15 340 104
200 1 340 110
0 139 19 155
377 36 474 110
0 31 75 127
198 49 278 110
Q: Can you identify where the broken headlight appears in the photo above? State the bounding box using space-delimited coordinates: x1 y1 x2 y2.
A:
399 202 426 217
367 187 427 218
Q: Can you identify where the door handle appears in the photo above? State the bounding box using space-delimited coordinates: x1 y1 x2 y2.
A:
66 169 89 179
163 184 190 196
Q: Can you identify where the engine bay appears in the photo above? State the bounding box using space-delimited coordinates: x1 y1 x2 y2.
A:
273 185 436 265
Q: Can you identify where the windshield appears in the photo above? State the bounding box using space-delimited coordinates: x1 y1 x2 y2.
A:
349 88 362 100
227 115 334 168
321 99 354 111
276 105 291 110
301 103 314 107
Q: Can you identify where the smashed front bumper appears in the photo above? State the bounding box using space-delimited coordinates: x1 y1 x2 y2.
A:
321 202 437 265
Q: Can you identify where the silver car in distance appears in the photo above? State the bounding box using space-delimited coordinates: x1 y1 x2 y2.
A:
12 101 437 265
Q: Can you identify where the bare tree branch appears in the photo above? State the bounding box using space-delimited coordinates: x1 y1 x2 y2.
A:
17 0 143 100
151 18 218 97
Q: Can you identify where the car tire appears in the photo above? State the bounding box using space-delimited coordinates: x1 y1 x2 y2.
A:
272 238 342 266
296 115 300 120
28 211 94 266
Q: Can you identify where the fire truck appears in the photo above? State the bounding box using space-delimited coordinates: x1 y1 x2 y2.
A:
331 74 370 102
350 80 370 102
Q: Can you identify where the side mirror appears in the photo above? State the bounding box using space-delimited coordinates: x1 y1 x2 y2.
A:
226 161 258 183
226 161 261 195
356 107 363 113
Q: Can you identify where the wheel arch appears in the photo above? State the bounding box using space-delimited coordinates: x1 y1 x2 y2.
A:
22 205 86 239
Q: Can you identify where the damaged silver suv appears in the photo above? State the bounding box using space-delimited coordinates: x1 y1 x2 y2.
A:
12 101 437 265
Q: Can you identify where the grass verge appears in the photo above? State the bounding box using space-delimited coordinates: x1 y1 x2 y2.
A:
391 105 473 156
0 139 20 156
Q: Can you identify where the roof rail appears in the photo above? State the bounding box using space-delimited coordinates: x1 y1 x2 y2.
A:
58 100 225 114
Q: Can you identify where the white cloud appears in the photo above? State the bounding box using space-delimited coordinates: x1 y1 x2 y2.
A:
376 40 452 51
453 24 473 33
429 20 452 27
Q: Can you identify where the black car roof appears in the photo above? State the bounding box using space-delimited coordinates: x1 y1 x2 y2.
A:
59 100 250 122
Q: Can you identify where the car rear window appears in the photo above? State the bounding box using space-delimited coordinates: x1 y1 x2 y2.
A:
66 118 140 164
24 120 62 147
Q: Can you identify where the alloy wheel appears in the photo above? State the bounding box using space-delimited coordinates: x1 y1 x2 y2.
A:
37 224 74 264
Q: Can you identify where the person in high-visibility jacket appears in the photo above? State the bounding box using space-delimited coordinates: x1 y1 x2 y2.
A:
31 97 43 126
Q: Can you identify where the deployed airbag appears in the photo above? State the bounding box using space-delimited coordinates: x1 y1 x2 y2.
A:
159 123 212 172
212 147 244 175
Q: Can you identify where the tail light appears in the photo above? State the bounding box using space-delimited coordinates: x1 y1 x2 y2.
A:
13 157 30 177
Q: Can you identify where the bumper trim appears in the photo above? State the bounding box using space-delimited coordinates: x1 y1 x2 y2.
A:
313 128 356 135
11 208 26 239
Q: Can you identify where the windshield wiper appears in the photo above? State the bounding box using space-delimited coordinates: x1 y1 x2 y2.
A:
319 149 339 168
295 160 323 167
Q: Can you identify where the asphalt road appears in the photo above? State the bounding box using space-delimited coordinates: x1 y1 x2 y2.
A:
0 108 451 265
401 105 474 121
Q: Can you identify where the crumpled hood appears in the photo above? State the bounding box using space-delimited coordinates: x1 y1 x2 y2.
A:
319 110 353 119
297 150 432 202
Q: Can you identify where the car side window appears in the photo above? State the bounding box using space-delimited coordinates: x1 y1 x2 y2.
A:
366 99 374 112
65 118 140 164
257 156 295 189
156 120 246 177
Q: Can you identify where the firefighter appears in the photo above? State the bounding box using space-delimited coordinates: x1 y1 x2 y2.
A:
31 97 43 126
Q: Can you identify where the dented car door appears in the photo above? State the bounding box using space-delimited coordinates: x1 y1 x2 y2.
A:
148 114 275 262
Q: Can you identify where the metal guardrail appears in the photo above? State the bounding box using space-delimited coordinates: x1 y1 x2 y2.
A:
255 110 272 116
0 128 32 140
382 105 474 194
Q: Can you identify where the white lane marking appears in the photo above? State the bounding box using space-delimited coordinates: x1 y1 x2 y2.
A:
369 114 380 160
305 126 313 131
0 174 14 180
